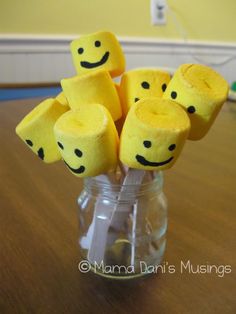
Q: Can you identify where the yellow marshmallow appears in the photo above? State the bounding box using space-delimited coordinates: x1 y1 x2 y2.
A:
120 68 171 115
114 83 121 100
55 91 69 107
70 31 125 78
61 70 122 121
163 64 229 140
119 98 190 171
54 104 119 178
16 98 69 163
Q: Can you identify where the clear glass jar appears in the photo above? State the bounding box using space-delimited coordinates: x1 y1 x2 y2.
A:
77 170 167 279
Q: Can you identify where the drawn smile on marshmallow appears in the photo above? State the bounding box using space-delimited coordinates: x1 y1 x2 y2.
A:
63 161 85 174
80 51 110 69
136 155 173 167
135 140 175 167
57 143 85 174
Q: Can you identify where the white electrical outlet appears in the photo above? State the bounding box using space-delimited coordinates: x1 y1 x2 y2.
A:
151 0 167 25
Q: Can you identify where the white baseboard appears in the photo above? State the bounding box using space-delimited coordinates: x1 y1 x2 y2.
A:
0 34 236 84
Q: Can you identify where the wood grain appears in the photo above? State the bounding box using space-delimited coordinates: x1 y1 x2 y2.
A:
0 98 236 314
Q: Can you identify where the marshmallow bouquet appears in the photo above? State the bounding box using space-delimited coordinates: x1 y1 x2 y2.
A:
16 31 229 264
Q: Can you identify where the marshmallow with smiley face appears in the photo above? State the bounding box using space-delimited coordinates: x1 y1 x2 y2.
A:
16 98 69 163
61 70 122 121
119 98 190 171
120 68 171 115
54 104 119 178
70 31 125 78
163 64 229 140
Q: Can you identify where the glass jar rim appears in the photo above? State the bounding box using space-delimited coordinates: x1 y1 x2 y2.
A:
84 170 163 200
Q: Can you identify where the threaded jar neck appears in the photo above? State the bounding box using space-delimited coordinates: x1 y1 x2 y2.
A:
84 170 163 201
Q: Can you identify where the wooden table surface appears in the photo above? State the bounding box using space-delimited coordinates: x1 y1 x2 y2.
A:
0 98 236 314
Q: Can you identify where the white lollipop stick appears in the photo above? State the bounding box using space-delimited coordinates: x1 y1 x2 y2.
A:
88 168 146 265
87 168 125 264
107 169 154 266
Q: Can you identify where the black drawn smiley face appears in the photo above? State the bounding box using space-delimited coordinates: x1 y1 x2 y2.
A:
120 69 171 114
119 98 190 170
77 40 110 69
169 90 197 115
135 140 176 167
133 80 170 105
70 31 125 76
57 142 85 174
25 139 45 161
